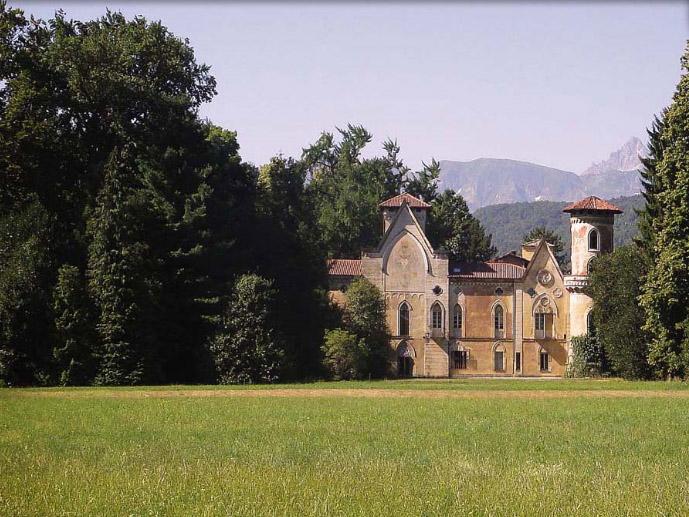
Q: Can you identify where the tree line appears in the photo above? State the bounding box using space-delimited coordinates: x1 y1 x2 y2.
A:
0 5 495 386
577 42 689 380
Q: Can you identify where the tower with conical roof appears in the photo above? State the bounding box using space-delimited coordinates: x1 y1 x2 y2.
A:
563 196 623 340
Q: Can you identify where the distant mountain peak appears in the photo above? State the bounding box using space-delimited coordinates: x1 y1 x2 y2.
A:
582 137 645 175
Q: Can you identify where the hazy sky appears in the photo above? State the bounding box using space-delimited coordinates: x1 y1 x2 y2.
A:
14 1 689 172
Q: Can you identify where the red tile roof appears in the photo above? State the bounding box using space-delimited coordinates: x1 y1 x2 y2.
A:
327 259 362 276
449 261 525 279
491 252 530 268
563 196 623 214
379 193 431 209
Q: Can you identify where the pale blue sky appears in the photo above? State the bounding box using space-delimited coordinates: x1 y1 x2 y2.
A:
14 1 689 172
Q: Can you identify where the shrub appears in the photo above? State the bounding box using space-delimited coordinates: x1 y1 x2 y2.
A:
321 329 367 380
568 335 605 378
209 274 285 384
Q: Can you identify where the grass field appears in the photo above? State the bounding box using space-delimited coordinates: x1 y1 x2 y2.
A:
2 380 689 516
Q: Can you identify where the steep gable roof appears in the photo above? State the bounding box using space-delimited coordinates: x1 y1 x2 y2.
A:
523 238 564 280
563 196 623 214
379 193 431 209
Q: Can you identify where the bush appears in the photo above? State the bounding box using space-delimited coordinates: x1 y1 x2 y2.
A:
321 329 367 380
568 335 605 378
339 278 390 378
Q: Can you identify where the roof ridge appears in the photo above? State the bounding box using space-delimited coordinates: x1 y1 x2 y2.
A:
563 196 623 214
379 192 431 208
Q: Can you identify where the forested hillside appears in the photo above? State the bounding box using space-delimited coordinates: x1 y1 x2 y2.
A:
475 195 643 261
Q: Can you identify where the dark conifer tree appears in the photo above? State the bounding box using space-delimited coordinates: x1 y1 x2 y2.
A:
636 112 667 261
52 264 97 385
87 146 163 385
640 44 689 378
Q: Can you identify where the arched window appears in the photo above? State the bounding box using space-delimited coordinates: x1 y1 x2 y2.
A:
399 302 410 336
588 228 599 251
533 295 556 340
587 257 596 274
452 304 462 333
397 342 414 377
431 303 443 329
494 305 504 338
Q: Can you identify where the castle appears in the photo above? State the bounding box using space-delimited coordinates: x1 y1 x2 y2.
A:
327 193 622 377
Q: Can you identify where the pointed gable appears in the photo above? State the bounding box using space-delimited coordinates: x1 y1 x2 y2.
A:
379 193 431 209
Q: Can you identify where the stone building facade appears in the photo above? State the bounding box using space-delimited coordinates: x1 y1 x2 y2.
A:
327 193 622 377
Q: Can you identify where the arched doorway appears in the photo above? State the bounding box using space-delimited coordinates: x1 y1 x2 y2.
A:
397 342 415 378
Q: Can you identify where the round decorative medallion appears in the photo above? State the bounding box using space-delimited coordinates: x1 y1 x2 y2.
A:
553 287 563 299
537 269 553 287
540 297 550 307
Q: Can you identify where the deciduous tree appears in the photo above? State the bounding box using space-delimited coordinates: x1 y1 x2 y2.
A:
588 245 650 379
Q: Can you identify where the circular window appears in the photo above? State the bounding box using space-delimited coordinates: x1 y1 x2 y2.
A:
432 285 443 295
495 287 504 296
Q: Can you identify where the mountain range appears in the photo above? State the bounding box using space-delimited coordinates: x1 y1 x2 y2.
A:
439 138 645 210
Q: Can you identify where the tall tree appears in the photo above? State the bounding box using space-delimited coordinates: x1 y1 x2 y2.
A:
303 125 406 258
587 245 651 379
404 159 441 203
636 112 667 261
0 6 256 385
639 44 689 379
523 226 566 267
254 155 328 378
87 146 163 385
427 190 496 262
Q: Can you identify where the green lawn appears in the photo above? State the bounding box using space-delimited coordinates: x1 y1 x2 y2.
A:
2 380 689 515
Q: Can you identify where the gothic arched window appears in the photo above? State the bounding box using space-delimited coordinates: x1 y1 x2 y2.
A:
431 303 443 329
399 302 410 336
452 304 463 333
494 305 504 338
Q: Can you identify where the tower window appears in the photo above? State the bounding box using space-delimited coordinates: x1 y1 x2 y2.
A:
494 305 504 338
588 228 599 251
399 302 410 336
